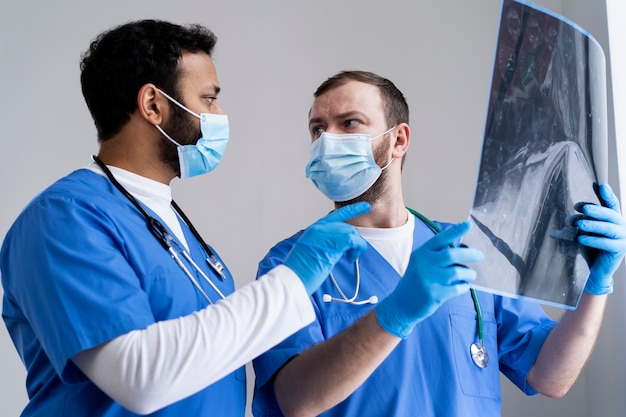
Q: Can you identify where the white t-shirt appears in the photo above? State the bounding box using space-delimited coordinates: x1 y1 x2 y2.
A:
354 210 414 276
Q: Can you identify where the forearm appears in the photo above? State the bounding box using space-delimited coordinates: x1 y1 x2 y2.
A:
274 310 400 417
527 292 607 398
73 266 314 414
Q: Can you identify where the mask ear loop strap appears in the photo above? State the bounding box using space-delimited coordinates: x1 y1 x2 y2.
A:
154 124 183 147
379 158 394 171
156 88 201 118
154 88 200 147
376 125 397 171
371 125 396 141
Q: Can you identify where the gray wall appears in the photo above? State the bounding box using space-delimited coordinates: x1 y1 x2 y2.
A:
1 1 622 416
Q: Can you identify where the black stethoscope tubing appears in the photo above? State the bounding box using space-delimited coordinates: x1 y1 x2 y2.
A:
92 155 227 299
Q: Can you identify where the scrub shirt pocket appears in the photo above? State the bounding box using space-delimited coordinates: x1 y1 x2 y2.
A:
450 312 500 400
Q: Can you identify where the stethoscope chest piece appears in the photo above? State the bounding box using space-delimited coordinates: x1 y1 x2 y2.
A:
206 256 226 280
470 341 489 369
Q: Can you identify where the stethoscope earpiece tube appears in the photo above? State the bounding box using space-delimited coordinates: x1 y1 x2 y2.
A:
324 259 378 305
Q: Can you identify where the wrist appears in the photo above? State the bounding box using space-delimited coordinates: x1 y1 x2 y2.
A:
283 252 310 290
584 271 614 295
375 297 414 339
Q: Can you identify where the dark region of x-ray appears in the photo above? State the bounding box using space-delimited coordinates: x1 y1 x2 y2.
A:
462 0 608 309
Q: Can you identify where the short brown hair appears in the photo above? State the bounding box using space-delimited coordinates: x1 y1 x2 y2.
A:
313 70 409 128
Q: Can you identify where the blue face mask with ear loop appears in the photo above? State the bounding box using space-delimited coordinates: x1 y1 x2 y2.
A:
305 127 395 202
155 88 229 179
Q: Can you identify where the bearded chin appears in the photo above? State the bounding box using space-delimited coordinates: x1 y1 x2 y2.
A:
158 109 202 175
335 138 391 208
335 169 389 208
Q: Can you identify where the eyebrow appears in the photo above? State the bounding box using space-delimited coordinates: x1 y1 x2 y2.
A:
308 110 366 127
204 84 221 95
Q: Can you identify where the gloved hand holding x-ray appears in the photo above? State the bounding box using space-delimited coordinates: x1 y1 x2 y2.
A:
376 221 484 338
284 202 370 294
576 183 626 295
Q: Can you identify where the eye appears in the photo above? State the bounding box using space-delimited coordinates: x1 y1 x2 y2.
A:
343 119 360 128
205 96 217 105
311 126 325 138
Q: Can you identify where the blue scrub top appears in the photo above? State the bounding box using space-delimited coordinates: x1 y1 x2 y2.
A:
252 215 556 417
1 169 245 417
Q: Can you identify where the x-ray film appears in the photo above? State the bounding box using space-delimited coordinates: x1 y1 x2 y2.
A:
462 0 608 309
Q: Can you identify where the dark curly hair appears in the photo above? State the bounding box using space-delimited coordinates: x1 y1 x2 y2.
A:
80 20 217 141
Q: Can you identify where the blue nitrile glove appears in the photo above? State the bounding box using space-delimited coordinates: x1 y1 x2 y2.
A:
284 202 370 294
376 221 484 338
577 183 626 295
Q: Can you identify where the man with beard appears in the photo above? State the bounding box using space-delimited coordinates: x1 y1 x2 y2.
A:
0 21 371 417
251 70 626 416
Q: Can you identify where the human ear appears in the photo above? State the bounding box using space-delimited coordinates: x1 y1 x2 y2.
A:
137 84 167 125
392 123 410 159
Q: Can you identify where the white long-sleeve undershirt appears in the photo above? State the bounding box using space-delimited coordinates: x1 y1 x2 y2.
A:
73 265 314 415
76 163 314 414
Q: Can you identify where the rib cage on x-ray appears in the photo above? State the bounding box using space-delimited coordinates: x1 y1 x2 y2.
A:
462 0 608 309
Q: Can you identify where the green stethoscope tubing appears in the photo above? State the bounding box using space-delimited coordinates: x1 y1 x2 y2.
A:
406 208 485 348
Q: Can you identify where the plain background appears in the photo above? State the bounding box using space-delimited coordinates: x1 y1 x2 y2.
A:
1 1 624 416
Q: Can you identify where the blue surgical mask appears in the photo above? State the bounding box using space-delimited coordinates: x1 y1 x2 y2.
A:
305 127 395 202
156 89 229 179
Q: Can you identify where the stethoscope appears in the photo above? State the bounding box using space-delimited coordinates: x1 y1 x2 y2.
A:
323 258 379 305
323 207 488 369
92 155 227 305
